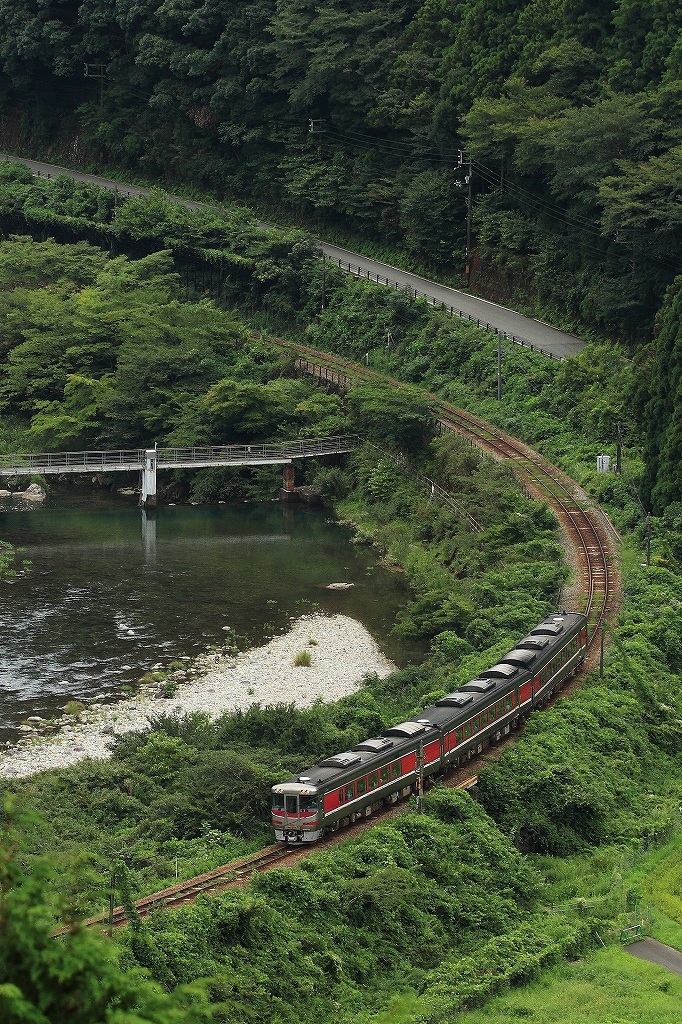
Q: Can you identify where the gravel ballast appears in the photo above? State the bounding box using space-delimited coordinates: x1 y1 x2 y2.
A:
0 613 396 779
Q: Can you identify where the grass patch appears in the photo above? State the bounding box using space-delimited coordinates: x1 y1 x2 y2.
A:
293 649 312 667
62 700 85 719
448 946 682 1024
624 830 682 941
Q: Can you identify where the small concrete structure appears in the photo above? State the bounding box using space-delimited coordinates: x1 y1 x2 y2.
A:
141 449 158 509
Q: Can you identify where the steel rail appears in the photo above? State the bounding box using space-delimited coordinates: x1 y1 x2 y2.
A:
52 342 616 937
431 404 612 641
286 342 616 641
53 845 300 936
55 778 479 935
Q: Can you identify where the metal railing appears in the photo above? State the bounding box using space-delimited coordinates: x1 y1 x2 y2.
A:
0 450 145 474
157 437 357 464
0 437 359 476
325 256 565 361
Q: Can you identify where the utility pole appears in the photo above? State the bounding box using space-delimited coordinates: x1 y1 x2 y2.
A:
497 332 502 401
107 865 117 937
616 421 622 474
84 63 105 107
465 154 473 286
646 513 651 567
455 151 473 286
416 741 424 813
321 252 326 312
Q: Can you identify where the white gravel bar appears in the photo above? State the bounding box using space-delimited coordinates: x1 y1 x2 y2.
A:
0 613 396 779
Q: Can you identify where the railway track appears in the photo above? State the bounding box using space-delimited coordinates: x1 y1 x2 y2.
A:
430 403 616 645
58 340 618 935
285 343 618 644
56 777 478 934
53 845 300 935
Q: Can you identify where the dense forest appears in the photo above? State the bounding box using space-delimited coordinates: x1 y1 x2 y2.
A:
0 0 680 507
1 2 682 1022
0 0 679 337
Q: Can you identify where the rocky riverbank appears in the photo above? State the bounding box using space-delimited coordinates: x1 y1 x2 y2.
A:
0 613 396 779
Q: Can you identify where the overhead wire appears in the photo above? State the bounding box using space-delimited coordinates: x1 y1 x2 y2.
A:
299 122 681 273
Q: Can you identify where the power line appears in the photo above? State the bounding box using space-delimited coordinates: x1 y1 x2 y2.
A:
291 121 680 271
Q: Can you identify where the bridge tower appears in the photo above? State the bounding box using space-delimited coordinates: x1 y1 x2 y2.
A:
140 448 157 509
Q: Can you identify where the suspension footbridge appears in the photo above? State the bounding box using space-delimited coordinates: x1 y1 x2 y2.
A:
0 437 358 508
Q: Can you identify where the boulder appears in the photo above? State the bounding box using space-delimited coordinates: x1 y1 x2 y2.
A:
21 483 47 502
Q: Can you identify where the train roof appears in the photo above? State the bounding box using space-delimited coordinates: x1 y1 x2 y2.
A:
273 611 588 793
275 721 442 790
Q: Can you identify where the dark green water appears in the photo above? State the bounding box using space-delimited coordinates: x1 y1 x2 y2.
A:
0 493 420 740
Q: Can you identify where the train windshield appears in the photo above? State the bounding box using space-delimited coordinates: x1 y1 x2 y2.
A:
272 793 318 814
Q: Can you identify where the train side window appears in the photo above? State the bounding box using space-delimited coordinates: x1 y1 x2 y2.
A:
488 705 496 721
455 728 463 744
392 762 402 778
472 717 480 733
369 772 379 789
345 784 355 800
496 700 504 715
380 766 390 783
505 696 513 711
357 778 367 794
300 796 318 812
464 722 472 738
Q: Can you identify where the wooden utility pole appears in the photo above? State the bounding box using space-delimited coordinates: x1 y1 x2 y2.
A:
456 151 473 286
465 154 473 287
416 741 424 813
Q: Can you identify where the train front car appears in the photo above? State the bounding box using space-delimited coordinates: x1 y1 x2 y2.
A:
271 781 322 843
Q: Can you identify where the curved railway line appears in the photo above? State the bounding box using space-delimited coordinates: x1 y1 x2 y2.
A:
286 342 619 646
59 341 620 934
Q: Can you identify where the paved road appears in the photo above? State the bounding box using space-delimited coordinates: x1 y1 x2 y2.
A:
625 938 682 976
0 153 586 359
320 242 585 359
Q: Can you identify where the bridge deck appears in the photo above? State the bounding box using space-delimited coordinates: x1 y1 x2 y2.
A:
0 437 357 476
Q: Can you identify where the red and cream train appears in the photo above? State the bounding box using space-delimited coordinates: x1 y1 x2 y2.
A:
272 611 588 843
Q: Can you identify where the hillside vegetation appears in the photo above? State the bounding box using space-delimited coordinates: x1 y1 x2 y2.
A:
0 0 679 339
0 2 681 1018
0 0 681 506
1 212 682 1022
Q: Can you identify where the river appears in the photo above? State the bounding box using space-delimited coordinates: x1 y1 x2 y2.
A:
0 492 420 741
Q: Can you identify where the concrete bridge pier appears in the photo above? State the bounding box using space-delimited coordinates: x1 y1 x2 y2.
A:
280 462 297 502
140 448 157 509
